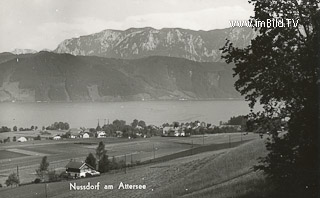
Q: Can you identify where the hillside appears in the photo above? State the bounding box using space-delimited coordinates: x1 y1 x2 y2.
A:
54 27 256 62
0 137 270 198
0 52 241 102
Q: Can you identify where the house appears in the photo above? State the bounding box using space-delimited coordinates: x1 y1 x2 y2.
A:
65 161 98 178
116 131 123 137
162 126 173 136
200 122 206 128
68 128 81 138
135 126 143 130
79 132 90 138
53 135 61 140
97 131 106 138
17 137 27 142
162 127 186 137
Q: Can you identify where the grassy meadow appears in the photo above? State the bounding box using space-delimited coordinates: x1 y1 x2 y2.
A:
0 133 268 198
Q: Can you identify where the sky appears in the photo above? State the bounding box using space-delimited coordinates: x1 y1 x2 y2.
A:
0 0 253 52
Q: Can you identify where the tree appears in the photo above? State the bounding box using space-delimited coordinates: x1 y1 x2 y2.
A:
138 120 146 128
34 135 41 140
48 170 58 182
96 141 106 161
96 141 107 170
85 153 97 169
4 137 10 143
5 173 19 187
36 156 49 181
173 122 179 128
98 154 110 173
131 119 139 128
221 1 319 197
12 136 16 142
13 126 17 132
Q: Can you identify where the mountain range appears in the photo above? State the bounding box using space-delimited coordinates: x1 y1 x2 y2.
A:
55 27 255 62
0 52 240 102
0 27 256 102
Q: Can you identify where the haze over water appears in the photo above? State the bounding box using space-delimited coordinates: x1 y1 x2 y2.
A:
0 100 261 129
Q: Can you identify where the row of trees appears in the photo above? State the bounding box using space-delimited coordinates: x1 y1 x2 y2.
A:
0 126 40 133
0 126 11 133
93 119 161 138
45 122 70 130
85 141 126 173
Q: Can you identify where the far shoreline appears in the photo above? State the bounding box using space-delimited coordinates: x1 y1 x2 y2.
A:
0 98 245 104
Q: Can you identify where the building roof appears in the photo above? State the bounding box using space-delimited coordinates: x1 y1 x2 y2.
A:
17 137 27 141
66 161 95 170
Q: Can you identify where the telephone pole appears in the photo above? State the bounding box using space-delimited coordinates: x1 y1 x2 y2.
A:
202 133 205 145
124 154 127 174
191 140 193 155
45 183 48 198
17 165 20 186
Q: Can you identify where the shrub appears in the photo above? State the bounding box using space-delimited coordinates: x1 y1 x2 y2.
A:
48 170 59 182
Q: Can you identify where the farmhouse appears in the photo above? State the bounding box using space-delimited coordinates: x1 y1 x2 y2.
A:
53 135 61 140
68 128 81 138
80 132 90 138
97 131 106 138
162 127 186 137
65 161 97 178
17 137 27 142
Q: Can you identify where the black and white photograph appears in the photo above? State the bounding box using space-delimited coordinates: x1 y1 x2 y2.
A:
0 0 319 197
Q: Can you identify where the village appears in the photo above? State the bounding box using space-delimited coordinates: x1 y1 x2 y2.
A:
0 117 245 144
0 116 252 189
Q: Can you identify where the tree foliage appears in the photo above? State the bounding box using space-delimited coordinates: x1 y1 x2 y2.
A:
85 153 97 169
96 141 106 161
36 156 49 180
221 0 319 197
98 154 110 173
5 173 19 187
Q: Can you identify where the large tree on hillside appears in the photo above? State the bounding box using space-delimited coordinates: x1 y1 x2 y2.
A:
36 156 50 181
85 153 97 170
221 0 319 197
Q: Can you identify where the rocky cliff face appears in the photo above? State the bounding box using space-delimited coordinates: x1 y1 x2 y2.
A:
0 52 240 102
54 27 256 62
11 49 38 55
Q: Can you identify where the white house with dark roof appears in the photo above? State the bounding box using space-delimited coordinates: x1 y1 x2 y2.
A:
17 137 27 142
65 161 97 178
97 131 106 138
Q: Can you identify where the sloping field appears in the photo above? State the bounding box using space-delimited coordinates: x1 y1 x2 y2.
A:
0 150 28 160
0 136 267 198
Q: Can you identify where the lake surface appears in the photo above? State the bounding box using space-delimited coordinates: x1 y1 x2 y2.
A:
0 100 261 128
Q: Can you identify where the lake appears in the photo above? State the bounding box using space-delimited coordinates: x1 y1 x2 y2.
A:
0 100 261 128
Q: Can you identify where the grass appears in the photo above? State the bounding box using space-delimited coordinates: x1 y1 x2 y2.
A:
0 133 263 198
144 139 250 164
152 138 269 198
0 150 28 160
186 171 271 198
